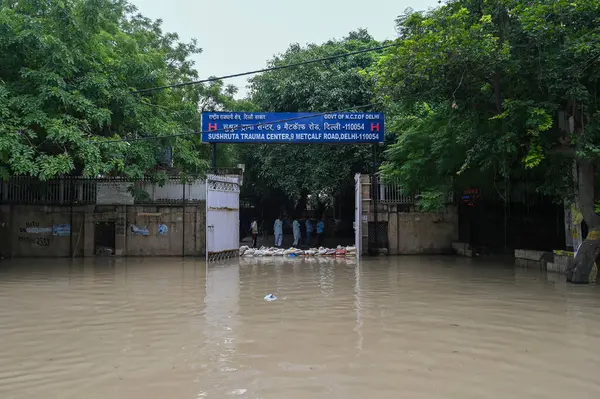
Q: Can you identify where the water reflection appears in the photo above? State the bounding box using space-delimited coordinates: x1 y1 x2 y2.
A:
0 256 599 398
354 261 363 352
203 262 242 396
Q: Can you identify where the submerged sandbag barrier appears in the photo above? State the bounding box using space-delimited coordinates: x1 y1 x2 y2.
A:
239 245 357 258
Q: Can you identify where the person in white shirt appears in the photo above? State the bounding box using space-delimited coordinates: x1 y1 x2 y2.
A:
250 218 258 248
292 217 301 247
274 216 283 247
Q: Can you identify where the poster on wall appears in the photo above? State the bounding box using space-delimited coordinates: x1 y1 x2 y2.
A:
52 224 71 236
25 227 52 234
158 224 169 235
131 225 149 236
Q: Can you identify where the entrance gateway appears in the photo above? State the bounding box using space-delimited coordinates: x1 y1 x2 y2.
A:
201 111 384 261
205 174 240 261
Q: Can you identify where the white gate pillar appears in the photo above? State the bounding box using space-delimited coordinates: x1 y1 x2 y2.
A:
354 173 363 259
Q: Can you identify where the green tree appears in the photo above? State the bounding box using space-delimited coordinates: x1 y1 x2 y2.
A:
0 0 208 180
372 0 600 282
243 29 384 212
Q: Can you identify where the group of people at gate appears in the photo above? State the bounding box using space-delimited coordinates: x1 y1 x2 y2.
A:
290 217 325 247
249 216 325 248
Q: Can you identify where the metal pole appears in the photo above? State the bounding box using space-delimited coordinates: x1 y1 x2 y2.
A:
8 204 13 259
211 143 217 169
504 175 508 251
69 178 73 257
182 181 186 257
124 204 127 257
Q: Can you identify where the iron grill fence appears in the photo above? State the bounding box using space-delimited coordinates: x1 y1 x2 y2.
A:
375 179 416 205
0 176 208 205
374 175 457 207
368 174 450 254
368 221 389 250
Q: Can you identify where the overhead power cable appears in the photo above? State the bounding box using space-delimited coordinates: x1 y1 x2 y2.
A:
131 43 398 94
100 103 380 144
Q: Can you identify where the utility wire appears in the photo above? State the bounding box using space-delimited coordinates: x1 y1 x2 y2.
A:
131 43 398 94
101 103 380 144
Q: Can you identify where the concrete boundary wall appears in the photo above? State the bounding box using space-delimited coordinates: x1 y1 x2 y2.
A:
388 206 459 255
0 204 206 258
358 175 458 255
514 249 572 274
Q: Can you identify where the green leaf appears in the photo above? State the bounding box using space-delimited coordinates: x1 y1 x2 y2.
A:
0 0 209 178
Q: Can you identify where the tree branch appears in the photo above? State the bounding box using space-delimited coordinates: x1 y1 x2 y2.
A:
548 147 576 156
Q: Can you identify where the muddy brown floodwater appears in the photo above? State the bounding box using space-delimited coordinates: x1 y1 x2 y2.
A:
1 256 600 399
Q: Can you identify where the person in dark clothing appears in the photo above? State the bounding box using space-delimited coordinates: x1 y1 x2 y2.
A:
317 218 325 247
305 217 313 247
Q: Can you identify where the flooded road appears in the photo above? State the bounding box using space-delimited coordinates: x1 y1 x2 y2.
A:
1 256 600 399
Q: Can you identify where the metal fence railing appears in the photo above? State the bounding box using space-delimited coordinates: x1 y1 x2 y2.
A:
377 183 416 204
0 176 97 205
374 175 457 206
0 176 208 205
372 175 416 205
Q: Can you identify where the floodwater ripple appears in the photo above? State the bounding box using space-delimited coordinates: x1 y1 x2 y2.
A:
0 256 599 399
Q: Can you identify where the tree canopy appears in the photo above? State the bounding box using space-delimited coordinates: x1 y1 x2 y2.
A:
373 0 600 208
371 0 600 281
0 0 210 179
240 30 385 209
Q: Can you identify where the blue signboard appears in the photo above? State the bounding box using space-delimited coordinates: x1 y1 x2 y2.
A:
201 112 384 143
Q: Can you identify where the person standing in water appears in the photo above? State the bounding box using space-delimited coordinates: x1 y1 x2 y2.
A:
292 217 301 247
305 217 313 247
250 218 258 248
274 216 283 247
317 217 325 247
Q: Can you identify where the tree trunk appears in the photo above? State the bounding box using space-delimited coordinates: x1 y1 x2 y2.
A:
570 161 584 253
295 192 308 216
566 160 600 283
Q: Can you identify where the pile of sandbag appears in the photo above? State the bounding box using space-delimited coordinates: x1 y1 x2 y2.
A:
345 246 357 257
240 245 357 258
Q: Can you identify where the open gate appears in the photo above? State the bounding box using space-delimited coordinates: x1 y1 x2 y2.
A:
206 174 240 261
